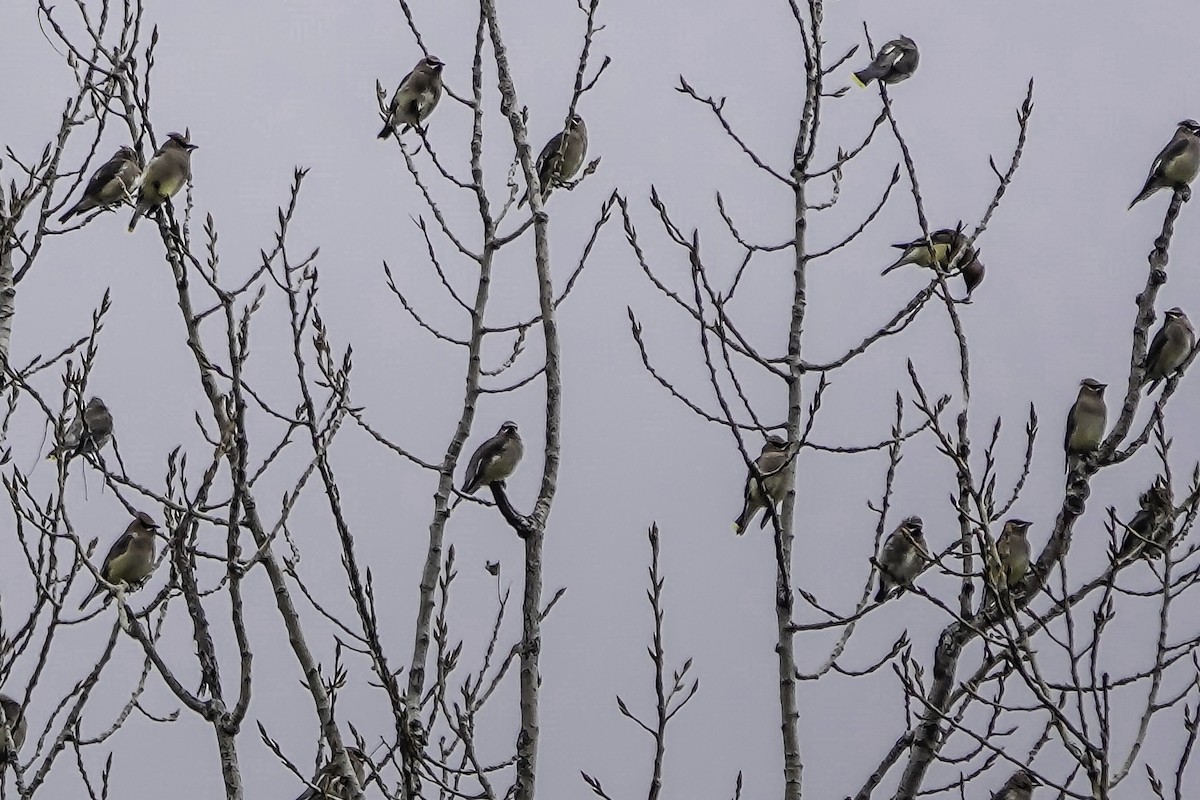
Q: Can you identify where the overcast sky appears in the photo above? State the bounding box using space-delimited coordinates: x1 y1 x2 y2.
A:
4 1 1200 798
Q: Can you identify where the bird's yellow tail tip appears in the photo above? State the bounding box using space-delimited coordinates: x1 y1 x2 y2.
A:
851 73 867 89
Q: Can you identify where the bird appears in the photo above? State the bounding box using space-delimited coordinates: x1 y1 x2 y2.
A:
732 435 791 535
991 769 1038 800
1117 477 1173 560
377 55 445 139
1064 379 1107 473
880 227 985 301
0 694 26 760
294 747 368 800
462 421 524 494
852 36 919 88
48 396 113 461
989 519 1032 596
79 512 160 609
1130 119 1200 209
59 146 141 223
1142 307 1195 392
519 113 588 207
875 517 929 602
128 131 198 232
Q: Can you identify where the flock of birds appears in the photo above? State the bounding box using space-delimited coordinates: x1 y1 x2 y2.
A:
5 38 1199 800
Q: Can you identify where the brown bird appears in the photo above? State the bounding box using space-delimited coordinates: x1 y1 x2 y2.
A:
378 56 445 138
1129 120 1200 209
1064 379 1107 473
991 768 1038 800
0 693 26 761
733 436 791 535
79 512 160 609
128 132 198 232
48 396 113 461
59 146 141 223
988 519 1032 597
875 517 929 602
519 114 588 207
1142 307 1195 392
881 227 985 302
1117 477 1173 561
462 421 523 494
294 747 368 800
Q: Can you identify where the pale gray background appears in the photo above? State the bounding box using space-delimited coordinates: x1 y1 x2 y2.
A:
3 1 1200 798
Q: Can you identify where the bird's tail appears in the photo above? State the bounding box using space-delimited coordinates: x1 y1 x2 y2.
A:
880 255 910 276
377 123 394 140
1129 182 1155 210
851 69 873 88
78 584 101 610
127 207 143 232
874 583 887 603
59 203 83 224
732 501 755 536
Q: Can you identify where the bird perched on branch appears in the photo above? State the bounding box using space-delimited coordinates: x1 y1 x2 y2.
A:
378 55 445 139
463 421 523 494
1064 379 1107 473
881 227 985 302
852 36 919 88
733 436 791 535
1117 477 1174 561
988 519 1032 598
1129 119 1200 209
0 694 26 761
48 396 113 461
79 512 160 609
875 517 929 602
128 131 198 232
59 147 141 223
293 747 368 800
520 114 588 207
1142 307 1195 392
991 769 1038 800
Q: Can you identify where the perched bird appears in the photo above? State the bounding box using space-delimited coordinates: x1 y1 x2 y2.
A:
519 114 588 207
852 36 919 88
59 147 141 223
991 769 1038 800
989 519 1033 596
881 227 985 301
378 55 445 139
294 747 368 800
462 421 524 493
1130 120 1200 209
49 396 113 461
1117 477 1174 560
875 517 929 602
0 693 27 760
128 132 198 232
79 512 160 609
1142 307 1195 392
733 435 791 535
1064 379 1107 473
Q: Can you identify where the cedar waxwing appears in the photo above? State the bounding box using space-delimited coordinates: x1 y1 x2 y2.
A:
1142 307 1195 392
79 512 159 609
294 747 368 800
1130 120 1200 209
519 114 588 207
59 147 141 223
852 36 919 88
875 516 929 602
1117 477 1173 560
128 132 198 232
49 396 113 461
733 435 791 535
1064 379 1107 473
378 56 445 139
989 519 1032 594
462 421 523 493
0 693 26 760
881 227 985 301
991 769 1038 800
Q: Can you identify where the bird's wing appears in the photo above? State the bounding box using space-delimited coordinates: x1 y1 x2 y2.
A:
98 531 135 577
536 133 565 176
81 155 127 197
1144 328 1168 378
1064 401 1078 453
1150 136 1190 178
464 435 501 489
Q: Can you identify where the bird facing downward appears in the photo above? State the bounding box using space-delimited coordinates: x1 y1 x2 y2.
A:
128 132 198 232
875 517 929 602
0 693 26 760
49 396 113 461
733 436 792 535
1130 119 1200 209
79 512 160 609
462 421 524 494
1142 307 1195 392
378 55 445 139
881 227 985 301
1064 378 1107 473
294 747 368 800
59 146 141 223
519 114 588 207
852 36 919 88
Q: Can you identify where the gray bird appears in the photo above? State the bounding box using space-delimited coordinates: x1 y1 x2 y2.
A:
991 769 1038 800
852 36 919 88
1130 120 1200 209
875 516 929 602
1142 307 1195 392
881 227 985 301
1064 379 1107 473
294 747 368 800
49 396 113 461
79 512 159 609
59 147 141 223
0 694 26 761
462 421 523 493
733 435 791 535
378 55 445 139
1117 477 1173 560
519 113 588 207
989 519 1032 594
128 132 198 232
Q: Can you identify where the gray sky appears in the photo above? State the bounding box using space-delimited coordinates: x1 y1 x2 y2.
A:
4 1 1200 798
